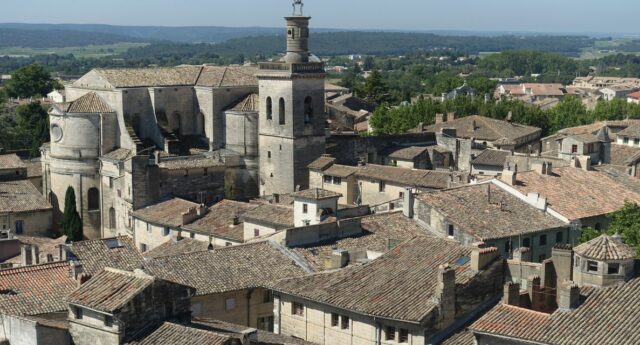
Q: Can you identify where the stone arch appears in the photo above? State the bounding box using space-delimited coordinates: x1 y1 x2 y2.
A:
279 98 286 125
266 97 273 120
87 188 99 211
304 96 313 124
109 207 116 229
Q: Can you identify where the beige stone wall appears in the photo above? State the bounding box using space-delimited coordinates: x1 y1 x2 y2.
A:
243 221 278 241
191 288 274 329
133 218 172 252
358 178 406 207
309 171 355 205
0 210 52 237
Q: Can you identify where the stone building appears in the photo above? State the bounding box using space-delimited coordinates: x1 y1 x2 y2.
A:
0 180 52 237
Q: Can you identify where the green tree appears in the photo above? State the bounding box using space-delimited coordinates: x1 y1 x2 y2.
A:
362 69 389 104
5 64 61 98
579 202 640 257
61 187 83 241
14 102 50 157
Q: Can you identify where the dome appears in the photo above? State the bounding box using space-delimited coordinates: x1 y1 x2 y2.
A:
574 234 636 261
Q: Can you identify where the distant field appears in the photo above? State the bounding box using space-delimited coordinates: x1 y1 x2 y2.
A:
578 39 640 59
0 42 149 58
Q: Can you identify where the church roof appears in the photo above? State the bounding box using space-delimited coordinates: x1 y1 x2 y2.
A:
58 92 114 113
574 234 636 261
196 66 258 88
226 93 259 112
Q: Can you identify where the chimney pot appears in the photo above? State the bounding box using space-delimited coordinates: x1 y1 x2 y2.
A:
558 281 580 310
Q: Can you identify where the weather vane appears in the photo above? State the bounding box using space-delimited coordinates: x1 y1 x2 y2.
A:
292 0 304 16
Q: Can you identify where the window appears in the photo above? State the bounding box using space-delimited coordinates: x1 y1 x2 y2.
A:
14 220 23 235
340 315 350 330
190 232 195 239
608 263 620 275
399 192 405 198
587 260 598 272
571 145 578 154
254 229 260 237
333 177 342 185
203 168 208 176
303 204 308 214
385 326 396 341
225 298 236 311
304 96 313 124
263 290 273 303
379 181 386 192
447 224 454 237
539 234 547 246
635 139 640 146
504 240 511 254
139 243 147 252
292 302 304 316
575 256 581 267
163 227 170 236
324 175 332 183
523 238 531 248
266 97 273 120
331 313 339 327
104 315 113 327
399 328 409 343
279 98 286 125
184 169 189 177
594 223 602 231
75 307 83 319
624 137 630 144
556 231 563 243
109 208 116 229
146 223 152 233
268 151 272 159
88 187 99 211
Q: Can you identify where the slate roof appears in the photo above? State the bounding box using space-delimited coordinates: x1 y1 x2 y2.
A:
291 188 342 201
512 166 640 221
65 92 114 113
132 197 200 228
182 200 258 242
470 277 640 345
0 153 27 169
618 124 640 139
226 93 259 112
472 150 511 167
417 183 567 241
273 237 477 323
142 238 211 260
241 204 294 228
383 146 429 160
292 212 433 271
68 236 145 275
0 180 52 213
307 155 337 171
125 322 235 345
158 156 224 170
355 164 455 189
145 241 308 295
0 261 77 316
573 234 636 261
425 115 541 143
66 268 156 313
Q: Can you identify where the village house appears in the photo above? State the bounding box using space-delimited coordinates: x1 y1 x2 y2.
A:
415 181 570 261
616 124 640 147
495 83 565 101
378 146 431 169
64 236 145 276
600 84 640 101
0 153 28 181
325 93 376 132
470 149 511 177
627 90 640 104
0 180 52 237
271 236 503 345
572 76 640 89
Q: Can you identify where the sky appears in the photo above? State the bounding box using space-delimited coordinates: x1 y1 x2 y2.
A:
1 0 639 35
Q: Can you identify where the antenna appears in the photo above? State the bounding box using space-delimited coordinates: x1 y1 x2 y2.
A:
292 0 304 16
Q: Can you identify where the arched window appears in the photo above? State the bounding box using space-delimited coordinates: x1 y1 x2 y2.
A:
279 98 286 125
109 207 116 229
304 96 313 124
88 188 100 211
266 97 273 120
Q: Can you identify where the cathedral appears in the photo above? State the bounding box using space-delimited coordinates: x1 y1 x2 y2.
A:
41 2 326 240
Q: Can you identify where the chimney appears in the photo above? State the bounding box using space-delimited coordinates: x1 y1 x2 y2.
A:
21 245 33 266
470 245 499 271
533 162 553 175
435 113 444 124
528 276 544 312
502 282 520 306
513 247 531 262
436 264 456 325
557 281 580 310
506 111 513 123
31 245 40 265
402 188 414 218
232 215 240 226
58 244 68 261
501 163 517 186
552 245 573 288
526 192 548 211
70 261 83 280
76 272 90 287
326 249 349 270
447 112 455 122
578 156 591 171
196 204 207 217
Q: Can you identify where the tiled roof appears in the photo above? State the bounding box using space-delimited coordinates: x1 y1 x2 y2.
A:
425 115 541 143
193 318 316 345
628 90 640 99
274 237 478 323
383 146 429 160
145 241 308 295
307 155 337 171
0 153 27 169
196 66 258 88
23 160 42 178
417 183 567 241
158 156 224 169
68 236 145 275
126 322 234 345
574 234 636 261
182 200 257 242
618 124 640 139
512 166 640 221
132 197 200 228
441 328 475 345
355 164 456 189
292 212 433 271
0 180 52 213
291 188 342 201
226 93 259 112
471 277 640 345
571 133 602 144
66 268 155 313
0 261 77 316
522 83 565 96
66 92 114 113
241 204 294 228
324 164 358 177
609 144 640 166
5 235 67 265
472 149 511 167
88 66 203 88
142 238 211 260
102 148 133 161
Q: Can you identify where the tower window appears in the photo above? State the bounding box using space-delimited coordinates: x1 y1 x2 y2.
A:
266 97 273 120
279 98 286 125
304 96 313 124
88 188 99 211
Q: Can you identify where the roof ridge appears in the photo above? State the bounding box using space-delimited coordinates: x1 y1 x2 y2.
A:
0 260 69 275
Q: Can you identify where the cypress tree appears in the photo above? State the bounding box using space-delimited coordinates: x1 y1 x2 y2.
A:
62 186 83 241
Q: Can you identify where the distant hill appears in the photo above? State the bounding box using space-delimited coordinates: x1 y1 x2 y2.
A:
0 28 146 48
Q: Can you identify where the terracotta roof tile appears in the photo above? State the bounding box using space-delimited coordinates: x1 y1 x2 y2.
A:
382 146 429 160
132 197 201 228
0 180 51 213
196 66 258 88
0 153 27 169
66 92 114 113
126 322 234 345
425 115 541 143
472 150 511 167
182 200 258 242
291 188 342 201
193 318 316 345
142 238 211 260
158 156 224 169
573 234 636 261
102 148 133 161
307 155 337 171
618 124 640 139
68 236 145 276
355 164 456 189
241 204 294 228
88 66 203 88
226 93 259 112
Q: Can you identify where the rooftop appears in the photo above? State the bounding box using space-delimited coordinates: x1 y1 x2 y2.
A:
512 166 640 221
617 124 640 139
355 164 457 189
182 200 258 242
63 92 115 113
382 146 429 160
290 188 342 201
0 179 51 213
0 261 77 316
125 322 234 345
142 238 211 260
193 318 316 345
102 148 133 161
307 155 337 171
472 149 511 167
226 93 259 112
470 277 640 345
0 153 27 170
132 197 201 228
241 204 294 228
424 115 541 143
157 156 224 170
574 234 636 261
68 236 145 276
273 236 477 323
417 183 567 241
609 144 640 167
145 241 308 295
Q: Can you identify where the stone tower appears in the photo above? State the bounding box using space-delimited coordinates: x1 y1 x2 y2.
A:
257 0 326 196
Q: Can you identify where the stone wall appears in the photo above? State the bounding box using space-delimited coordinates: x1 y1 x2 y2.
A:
191 288 274 330
327 133 436 166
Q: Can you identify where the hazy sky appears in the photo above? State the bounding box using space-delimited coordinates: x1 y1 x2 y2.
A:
1 0 639 34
